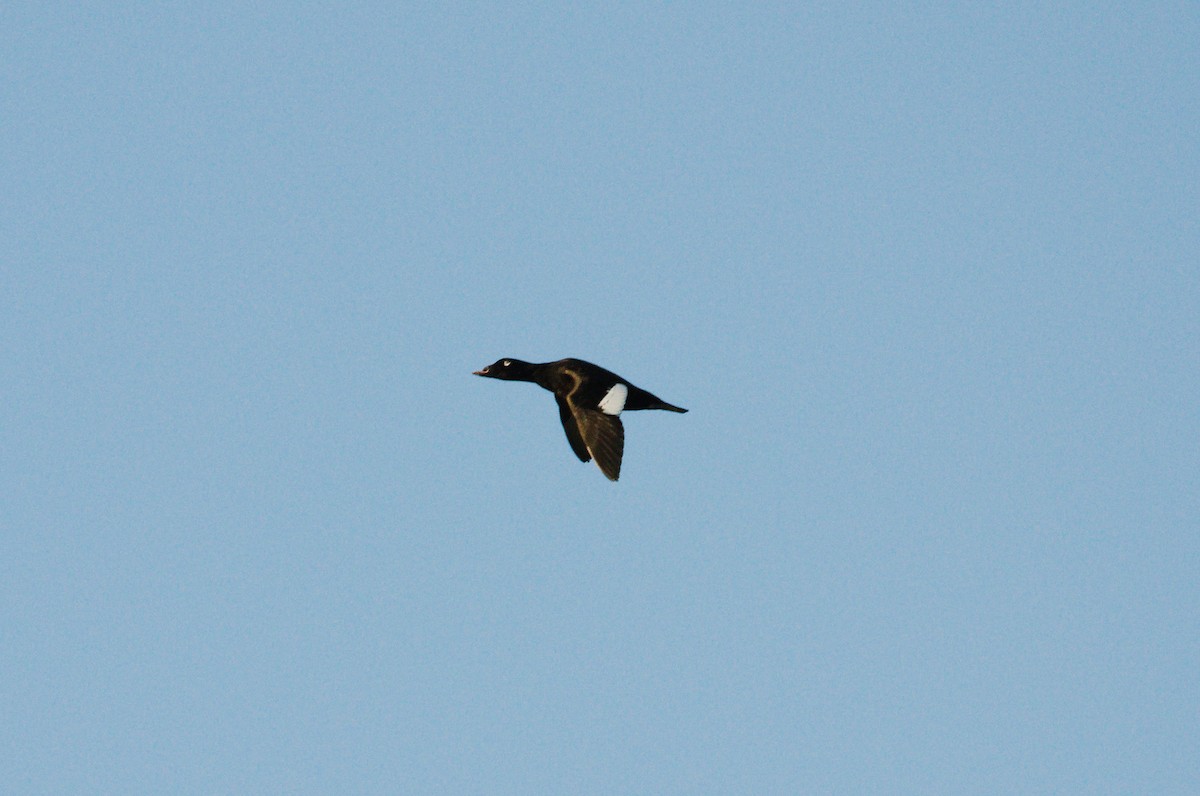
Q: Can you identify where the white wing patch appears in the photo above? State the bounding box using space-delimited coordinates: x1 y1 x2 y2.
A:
598 383 628 415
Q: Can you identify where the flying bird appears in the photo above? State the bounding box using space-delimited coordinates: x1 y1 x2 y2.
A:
473 357 687 481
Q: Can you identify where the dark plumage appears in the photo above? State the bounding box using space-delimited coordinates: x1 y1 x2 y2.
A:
473 357 687 481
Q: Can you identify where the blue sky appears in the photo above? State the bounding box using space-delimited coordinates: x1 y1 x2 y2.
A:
3 3 1197 793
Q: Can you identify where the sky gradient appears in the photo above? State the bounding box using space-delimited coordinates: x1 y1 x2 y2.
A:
3 4 1198 793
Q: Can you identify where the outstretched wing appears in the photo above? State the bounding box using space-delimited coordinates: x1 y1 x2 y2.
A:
559 363 625 481
556 395 591 463
570 404 624 481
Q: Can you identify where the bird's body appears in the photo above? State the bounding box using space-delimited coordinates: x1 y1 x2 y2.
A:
473 357 687 481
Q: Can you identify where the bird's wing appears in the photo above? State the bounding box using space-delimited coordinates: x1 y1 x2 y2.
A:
560 364 625 480
556 394 592 463
569 403 624 481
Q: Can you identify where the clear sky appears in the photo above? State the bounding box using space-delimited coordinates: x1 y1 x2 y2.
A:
3 3 1197 793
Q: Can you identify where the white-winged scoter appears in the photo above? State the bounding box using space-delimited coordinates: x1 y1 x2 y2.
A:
473 357 687 481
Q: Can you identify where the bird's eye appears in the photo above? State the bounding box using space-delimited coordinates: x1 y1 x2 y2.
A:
503 360 512 366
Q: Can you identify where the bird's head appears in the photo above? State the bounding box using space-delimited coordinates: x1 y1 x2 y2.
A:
473 358 535 380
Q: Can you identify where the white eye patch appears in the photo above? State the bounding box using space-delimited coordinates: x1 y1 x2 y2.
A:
598 383 628 415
